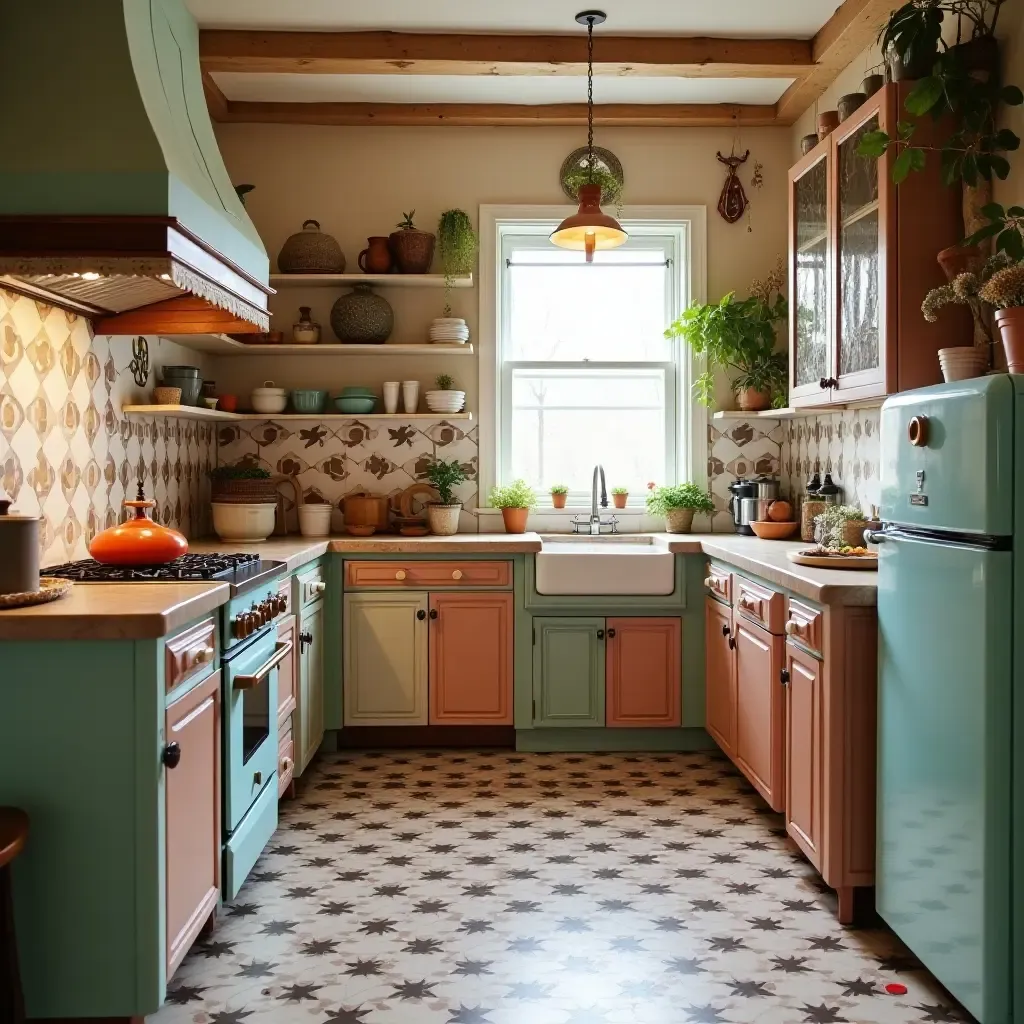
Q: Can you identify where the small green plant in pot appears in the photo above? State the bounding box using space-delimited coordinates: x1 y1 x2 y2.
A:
437 209 477 317
429 373 466 414
550 483 569 509
646 482 714 534
490 479 537 534
422 457 468 536
664 259 788 411
611 486 629 510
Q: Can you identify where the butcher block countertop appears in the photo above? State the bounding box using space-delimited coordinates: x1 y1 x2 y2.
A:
0 582 230 641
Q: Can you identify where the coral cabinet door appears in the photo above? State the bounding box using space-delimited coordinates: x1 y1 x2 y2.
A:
785 641 823 869
733 618 786 811
605 618 681 727
704 597 736 755
165 671 221 980
429 592 514 725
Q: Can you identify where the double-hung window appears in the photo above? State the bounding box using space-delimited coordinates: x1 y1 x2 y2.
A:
486 212 703 506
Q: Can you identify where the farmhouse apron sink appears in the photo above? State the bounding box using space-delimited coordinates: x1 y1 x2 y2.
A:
535 535 675 596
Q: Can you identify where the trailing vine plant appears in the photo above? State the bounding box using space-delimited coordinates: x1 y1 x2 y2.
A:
437 209 477 316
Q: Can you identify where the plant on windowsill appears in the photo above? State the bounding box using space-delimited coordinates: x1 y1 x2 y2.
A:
664 258 788 411
550 484 570 510
423 457 468 536
611 486 629 509
489 479 538 535
437 209 477 317
646 481 714 535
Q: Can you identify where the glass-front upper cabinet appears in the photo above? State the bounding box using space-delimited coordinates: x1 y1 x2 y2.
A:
788 148 832 405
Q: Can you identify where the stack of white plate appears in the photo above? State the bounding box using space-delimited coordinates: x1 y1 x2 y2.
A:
429 317 470 344
425 390 466 414
938 346 987 382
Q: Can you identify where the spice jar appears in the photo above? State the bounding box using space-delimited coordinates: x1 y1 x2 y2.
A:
800 473 825 543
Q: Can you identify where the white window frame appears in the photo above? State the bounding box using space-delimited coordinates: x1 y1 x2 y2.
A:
478 204 707 508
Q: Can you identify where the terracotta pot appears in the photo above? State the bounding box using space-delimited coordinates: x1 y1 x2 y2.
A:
425 503 461 537
736 387 771 412
89 487 188 565
500 507 530 534
389 227 436 274
613 493 628 509
837 92 866 122
800 134 819 156
343 491 390 530
937 243 982 283
860 74 884 98
551 493 567 509
358 236 393 274
994 308 1024 372
817 110 839 141
664 508 695 534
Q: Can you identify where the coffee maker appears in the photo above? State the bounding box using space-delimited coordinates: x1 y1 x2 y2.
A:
729 477 781 535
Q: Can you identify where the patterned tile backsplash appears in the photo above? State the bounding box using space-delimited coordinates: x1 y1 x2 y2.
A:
707 419 785 532
0 288 215 566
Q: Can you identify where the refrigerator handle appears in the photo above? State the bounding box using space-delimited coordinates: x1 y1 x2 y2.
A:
863 529 886 545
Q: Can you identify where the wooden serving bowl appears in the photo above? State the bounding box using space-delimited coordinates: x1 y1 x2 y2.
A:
750 520 799 540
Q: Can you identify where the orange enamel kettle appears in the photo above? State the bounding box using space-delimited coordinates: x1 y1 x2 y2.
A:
88 483 189 565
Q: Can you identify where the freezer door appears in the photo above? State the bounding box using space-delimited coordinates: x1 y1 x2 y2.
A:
880 375 1014 535
876 530 1011 1023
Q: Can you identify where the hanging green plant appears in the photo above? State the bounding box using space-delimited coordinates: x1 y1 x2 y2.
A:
437 209 477 316
562 161 624 215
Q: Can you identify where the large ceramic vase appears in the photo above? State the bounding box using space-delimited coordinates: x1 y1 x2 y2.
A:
330 284 394 343
995 308 1024 372
389 227 435 274
277 219 346 273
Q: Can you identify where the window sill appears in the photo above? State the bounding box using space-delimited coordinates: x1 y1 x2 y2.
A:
475 506 646 516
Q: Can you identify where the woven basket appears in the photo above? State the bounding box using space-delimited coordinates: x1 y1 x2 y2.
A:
665 508 695 534
842 520 868 548
211 478 279 504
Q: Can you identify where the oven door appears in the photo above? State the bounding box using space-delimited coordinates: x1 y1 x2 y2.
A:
223 627 287 833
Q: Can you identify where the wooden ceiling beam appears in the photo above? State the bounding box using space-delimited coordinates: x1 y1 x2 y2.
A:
201 70 229 121
774 0 902 124
199 29 813 79
212 101 778 128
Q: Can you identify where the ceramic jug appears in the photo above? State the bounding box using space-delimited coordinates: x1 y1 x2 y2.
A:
358 236 393 274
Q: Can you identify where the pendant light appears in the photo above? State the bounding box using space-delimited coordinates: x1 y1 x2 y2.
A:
550 10 628 262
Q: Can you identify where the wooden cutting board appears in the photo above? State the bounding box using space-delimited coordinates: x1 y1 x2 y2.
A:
787 549 878 571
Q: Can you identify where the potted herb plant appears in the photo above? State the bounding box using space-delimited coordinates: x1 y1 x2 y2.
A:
208 464 276 504
611 486 629 509
664 259 788 411
646 482 714 534
814 504 870 549
437 209 477 317
389 210 435 274
979 258 1024 371
423 457 468 536
550 484 569 509
426 374 466 415
489 480 537 534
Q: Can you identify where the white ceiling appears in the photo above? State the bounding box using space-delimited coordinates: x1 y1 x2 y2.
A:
187 0 841 38
214 73 794 106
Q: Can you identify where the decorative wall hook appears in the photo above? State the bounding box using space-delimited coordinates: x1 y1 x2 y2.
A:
716 150 750 224
129 337 150 387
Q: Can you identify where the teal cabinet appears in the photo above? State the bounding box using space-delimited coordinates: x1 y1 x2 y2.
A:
298 600 325 773
533 617 605 728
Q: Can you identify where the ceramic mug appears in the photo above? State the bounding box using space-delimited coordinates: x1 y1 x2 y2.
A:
383 381 401 414
402 380 420 414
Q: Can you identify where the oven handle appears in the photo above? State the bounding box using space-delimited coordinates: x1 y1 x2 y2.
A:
233 640 293 691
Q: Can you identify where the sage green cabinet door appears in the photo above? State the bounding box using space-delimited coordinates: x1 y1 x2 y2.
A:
298 601 324 773
344 592 428 725
533 617 605 728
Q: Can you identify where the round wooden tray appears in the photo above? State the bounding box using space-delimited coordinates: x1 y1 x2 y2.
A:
0 577 73 609
787 549 878 571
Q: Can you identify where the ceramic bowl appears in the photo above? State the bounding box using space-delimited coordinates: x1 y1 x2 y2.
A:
200 396 219 410
251 392 288 414
339 386 377 398
750 520 799 540
153 386 181 405
399 525 430 537
211 502 276 542
345 524 377 537
290 389 328 414
333 395 377 415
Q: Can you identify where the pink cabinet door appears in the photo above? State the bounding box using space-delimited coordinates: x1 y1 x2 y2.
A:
734 618 785 812
165 670 221 979
785 642 823 869
429 592 513 724
605 618 681 727
705 597 736 755
276 614 297 728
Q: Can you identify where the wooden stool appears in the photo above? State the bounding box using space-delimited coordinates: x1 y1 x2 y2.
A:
0 808 28 1024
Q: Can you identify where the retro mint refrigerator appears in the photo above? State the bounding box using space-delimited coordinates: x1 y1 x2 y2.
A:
874 375 1022 1023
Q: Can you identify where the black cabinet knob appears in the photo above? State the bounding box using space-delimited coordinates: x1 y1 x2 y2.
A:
162 742 181 769
607 628 616 639
722 624 731 636
820 376 830 390
780 669 790 686
596 629 605 640
429 609 438 620
299 630 313 649
416 609 426 620
728 636 736 650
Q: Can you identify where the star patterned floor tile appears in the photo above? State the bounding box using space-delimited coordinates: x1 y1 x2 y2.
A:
148 751 973 1024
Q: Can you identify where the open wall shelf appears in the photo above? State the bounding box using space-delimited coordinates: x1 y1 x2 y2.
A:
123 405 473 423
157 335 473 357
269 273 472 289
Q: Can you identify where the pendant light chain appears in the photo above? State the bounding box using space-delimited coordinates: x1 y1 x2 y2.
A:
587 16 595 177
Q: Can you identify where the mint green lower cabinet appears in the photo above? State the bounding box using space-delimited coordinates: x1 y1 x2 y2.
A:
298 599 325 772
532 617 605 727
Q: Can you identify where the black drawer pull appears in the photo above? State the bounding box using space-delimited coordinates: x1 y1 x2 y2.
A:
162 742 181 769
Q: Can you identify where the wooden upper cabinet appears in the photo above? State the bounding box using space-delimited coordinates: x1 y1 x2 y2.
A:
788 83 967 409
429 592 513 725
165 672 220 980
704 596 736 755
605 618 681 728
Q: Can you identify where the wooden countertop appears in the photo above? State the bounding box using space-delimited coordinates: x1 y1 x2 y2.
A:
187 537 331 574
0 582 230 641
327 533 543 554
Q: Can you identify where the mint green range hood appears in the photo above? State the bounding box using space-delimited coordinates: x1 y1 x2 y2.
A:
0 0 270 332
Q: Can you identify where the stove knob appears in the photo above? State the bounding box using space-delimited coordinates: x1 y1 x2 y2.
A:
276 595 288 614
232 614 246 639
244 611 257 634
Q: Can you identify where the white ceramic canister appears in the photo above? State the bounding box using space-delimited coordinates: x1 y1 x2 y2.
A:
0 500 40 594
402 380 420 414
297 503 334 538
383 381 401 415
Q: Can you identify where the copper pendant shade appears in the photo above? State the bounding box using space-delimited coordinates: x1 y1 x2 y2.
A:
550 11 627 261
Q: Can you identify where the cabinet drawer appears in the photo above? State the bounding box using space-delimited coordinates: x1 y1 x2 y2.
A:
346 560 511 589
165 617 217 693
704 563 731 604
278 725 295 799
786 598 823 657
733 574 785 634
296 564 326 606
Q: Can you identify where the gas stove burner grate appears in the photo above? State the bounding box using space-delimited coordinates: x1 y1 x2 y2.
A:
45 552 262 582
